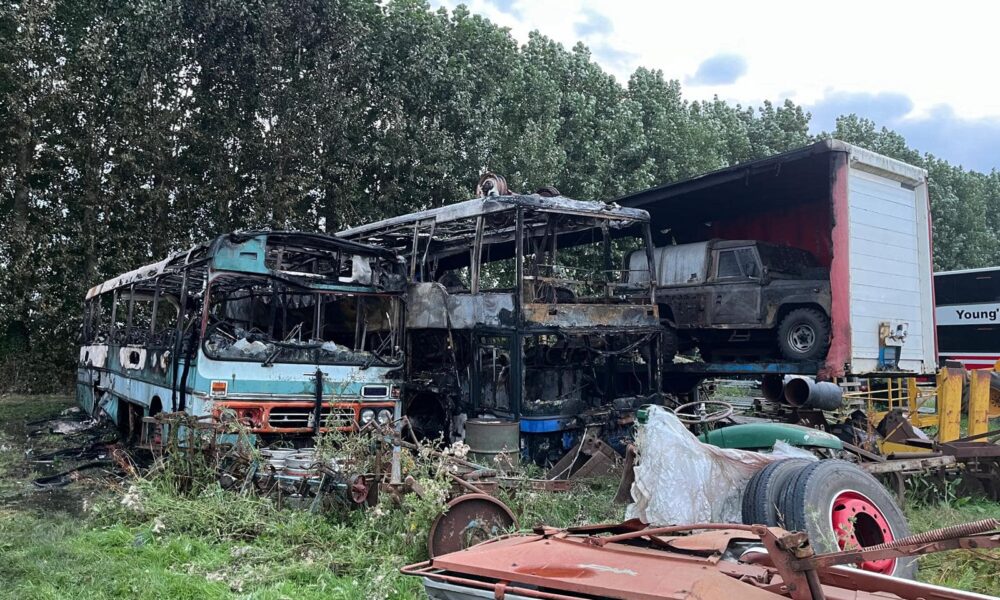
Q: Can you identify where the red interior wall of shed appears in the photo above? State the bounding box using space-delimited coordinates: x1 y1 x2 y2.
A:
705 200 833 266
698 186 847 378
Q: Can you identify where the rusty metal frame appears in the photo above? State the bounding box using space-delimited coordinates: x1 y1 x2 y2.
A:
402 518 1000 600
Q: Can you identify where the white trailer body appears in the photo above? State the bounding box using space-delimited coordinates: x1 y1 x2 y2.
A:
617 140 936 377
842 147 934 374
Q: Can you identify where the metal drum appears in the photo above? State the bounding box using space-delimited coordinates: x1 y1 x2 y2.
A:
465 418 519 472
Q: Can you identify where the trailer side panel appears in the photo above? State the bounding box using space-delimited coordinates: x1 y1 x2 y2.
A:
847 155 935 374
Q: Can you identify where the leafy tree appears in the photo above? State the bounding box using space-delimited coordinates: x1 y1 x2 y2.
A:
0 0 996 390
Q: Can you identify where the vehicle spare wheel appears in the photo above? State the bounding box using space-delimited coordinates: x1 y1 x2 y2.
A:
777 308 830 361
741 458 811 526
778 459 917 579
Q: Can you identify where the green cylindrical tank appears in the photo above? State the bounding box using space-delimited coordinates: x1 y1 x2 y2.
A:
466 418 519 472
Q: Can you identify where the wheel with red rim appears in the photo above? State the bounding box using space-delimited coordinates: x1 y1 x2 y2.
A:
778 459 916 579
830 490 895 573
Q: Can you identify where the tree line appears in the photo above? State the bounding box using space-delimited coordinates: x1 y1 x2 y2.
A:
2 0 998 391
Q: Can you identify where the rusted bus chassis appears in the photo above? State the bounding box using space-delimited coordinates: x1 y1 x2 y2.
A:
339 194 663 464
77 231 406 443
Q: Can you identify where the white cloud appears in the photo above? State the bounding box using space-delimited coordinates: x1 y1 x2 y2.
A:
435 0 1000 123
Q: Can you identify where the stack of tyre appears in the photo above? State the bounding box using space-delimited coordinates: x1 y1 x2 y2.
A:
741 459 917 579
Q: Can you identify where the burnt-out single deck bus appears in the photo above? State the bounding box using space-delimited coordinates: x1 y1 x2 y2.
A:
77 231 406 444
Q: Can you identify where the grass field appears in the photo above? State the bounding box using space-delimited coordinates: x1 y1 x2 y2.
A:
1 395 998 599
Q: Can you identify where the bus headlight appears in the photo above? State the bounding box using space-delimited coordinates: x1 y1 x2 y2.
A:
376 409 393 425
359 408 375 425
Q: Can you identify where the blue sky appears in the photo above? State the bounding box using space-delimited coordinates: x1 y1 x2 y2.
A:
437 0 1000 172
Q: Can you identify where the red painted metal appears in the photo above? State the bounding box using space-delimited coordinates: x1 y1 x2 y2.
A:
829 490 895 574
429 534 779 600
823 152 852 379
708 200 834 267
400 561 589 600
211 400 394 434
938 354 1000 369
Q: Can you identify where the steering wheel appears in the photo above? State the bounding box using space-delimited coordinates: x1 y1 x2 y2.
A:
672 400 734 424
203 317 237 342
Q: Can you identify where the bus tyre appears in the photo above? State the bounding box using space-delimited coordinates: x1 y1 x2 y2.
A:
777 308 830 361
741 458 811 526
778 459 917 580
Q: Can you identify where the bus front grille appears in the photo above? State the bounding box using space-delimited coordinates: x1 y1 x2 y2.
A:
267 407 356 429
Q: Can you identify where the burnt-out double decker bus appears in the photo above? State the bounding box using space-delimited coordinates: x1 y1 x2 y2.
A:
935 267 1000 369
338 185 663 464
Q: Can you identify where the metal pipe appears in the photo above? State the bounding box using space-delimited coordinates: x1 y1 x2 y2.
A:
784 377 843 410
805 568 828 600
761 374 787 402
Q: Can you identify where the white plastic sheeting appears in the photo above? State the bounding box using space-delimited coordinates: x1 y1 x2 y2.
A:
626 406 816 525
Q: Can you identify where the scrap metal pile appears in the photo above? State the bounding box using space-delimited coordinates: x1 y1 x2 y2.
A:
403 517 1000 600
141 411 552 548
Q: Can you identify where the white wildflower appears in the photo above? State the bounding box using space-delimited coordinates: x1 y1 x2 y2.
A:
444 441 470 459
120 485 143 511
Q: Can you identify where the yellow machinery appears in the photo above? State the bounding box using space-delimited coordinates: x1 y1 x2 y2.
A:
843 363 1000 455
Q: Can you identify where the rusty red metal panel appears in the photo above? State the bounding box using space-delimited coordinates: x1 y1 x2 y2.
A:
407 517 1000 600
655 529 760 554
824 151 852 379
429 536 782 600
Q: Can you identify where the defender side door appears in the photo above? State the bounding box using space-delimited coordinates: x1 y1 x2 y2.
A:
707 247 764 326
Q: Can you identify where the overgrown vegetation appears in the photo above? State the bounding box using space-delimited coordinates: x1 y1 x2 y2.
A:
907 499 1000 594
2 395 999 598
0 395 626 598
3 0 1000 392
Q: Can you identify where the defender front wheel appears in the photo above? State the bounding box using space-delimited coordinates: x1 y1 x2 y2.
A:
777 308 830 361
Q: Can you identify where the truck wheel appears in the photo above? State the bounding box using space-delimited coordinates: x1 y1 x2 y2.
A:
778 459 917 579
741 458 811 526
777 308 830 361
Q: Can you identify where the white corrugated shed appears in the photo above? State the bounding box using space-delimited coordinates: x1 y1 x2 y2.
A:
846 146 935 374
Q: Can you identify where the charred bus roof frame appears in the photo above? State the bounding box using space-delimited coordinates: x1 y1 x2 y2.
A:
86 230 399 301
339 193 663 445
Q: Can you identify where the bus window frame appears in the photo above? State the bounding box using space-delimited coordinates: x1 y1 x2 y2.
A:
199 273 403 368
